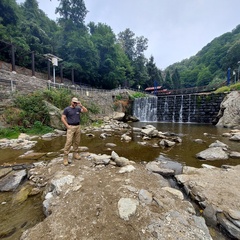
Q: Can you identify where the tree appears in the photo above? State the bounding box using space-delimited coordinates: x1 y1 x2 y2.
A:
146 56 163 88
172 68 181 89
117 28 136 61
132 55 149 88
163 70 173 89
117 28 148 61
135 36 148 58
0 0 19 26
197 66 212 86
56 0 88 31
88 22 133 89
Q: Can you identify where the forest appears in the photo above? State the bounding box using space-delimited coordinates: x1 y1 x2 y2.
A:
0 0 240 90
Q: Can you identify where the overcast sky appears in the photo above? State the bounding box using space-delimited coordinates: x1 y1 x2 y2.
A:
17 0 240 69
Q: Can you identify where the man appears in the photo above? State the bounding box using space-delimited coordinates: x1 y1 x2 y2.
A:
61 97 88 166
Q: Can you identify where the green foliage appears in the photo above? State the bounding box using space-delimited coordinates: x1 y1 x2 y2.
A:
24 121 53 135
87 102 100 114
14 91 50 127
115 95 123 100
166 25 240 89
0 121 53 139
213 82 240 93
56 0 88 30
80 112 90 126
214 86 230 93
92 120 103 127
229 82 240 90
43 88 72 109
0 127 20 139
2 0 240 92
130 92 146 98
146 56 163 88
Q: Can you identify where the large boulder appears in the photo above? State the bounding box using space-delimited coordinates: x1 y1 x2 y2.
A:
43 101 65 130
216 91 240 128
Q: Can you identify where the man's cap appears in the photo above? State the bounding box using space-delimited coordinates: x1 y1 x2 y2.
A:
72 97 79 103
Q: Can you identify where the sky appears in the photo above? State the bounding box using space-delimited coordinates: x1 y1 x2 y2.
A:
16 0 240 70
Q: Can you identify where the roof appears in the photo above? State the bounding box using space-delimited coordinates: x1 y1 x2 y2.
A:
145 86 162 91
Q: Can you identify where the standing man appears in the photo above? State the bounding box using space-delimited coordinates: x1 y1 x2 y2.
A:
61 97 88 166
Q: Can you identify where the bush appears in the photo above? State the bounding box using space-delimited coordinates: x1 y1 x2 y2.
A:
43 88 72 109
0 127 20 139
130 92 146 98
25 121 53 135
87 102 100 114
229 82 240 91
214 86 230 93
14 91 50 128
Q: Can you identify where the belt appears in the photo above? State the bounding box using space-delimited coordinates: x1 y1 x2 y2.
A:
68 123 80 126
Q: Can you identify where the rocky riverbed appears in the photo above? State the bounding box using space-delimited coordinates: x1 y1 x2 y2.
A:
0 119 240 239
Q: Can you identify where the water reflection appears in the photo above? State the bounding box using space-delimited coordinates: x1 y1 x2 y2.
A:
1 123 239 169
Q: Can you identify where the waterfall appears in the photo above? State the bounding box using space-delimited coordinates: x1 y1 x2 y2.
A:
187 94 191 122
172 96 176 122
179 95 183 122
133 93 222 123
133 96 157 122
163 97 169 121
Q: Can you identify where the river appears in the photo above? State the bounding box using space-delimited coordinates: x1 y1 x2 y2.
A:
1 122 238 168
0 122 239 239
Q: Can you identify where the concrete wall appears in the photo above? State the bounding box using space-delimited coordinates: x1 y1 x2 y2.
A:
157 93 226 123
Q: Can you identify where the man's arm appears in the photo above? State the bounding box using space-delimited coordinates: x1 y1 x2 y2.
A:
61 114 69 129
79 102 88 113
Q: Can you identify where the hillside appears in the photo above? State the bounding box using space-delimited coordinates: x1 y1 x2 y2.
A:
166 24 240 88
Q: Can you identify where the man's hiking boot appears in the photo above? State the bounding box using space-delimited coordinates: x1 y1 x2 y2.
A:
63 155 68 166
73 153 81 160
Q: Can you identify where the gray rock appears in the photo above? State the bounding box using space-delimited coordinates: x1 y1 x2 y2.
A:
112 112 125 121
217 212 240 239
0 168 12 178
118 165 135 173
203 204 218 227
146 162 175 177
229 151 240 158
138 189 153 204
216 91 240 128
43 101 65 130
162 187 184 200
121 134 131 142
132 127 142 132
111 151 119 160
118 198 139 221
105 143 117 148
230 134 240 141
141 127 157 137
196 147 228 160
159 139 176 147
209 140 228 148
194 139 205 144
50 173 75 195
114 156 130 167
0 170 27 191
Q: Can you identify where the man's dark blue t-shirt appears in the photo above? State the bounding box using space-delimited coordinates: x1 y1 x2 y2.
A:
63 106 81 125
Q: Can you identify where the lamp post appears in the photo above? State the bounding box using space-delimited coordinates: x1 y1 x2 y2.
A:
227 67 231 86
44 54 63 84
233 70 236 84
238 61 240 81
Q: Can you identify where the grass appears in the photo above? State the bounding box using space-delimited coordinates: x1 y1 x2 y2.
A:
0 127 20 139
0 122 53 139
214 82 240 93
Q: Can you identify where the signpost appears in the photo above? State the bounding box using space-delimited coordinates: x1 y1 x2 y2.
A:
43 54 63 84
